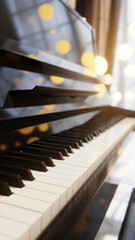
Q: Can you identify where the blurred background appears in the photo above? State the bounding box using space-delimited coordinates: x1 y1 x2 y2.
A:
67 0 135 110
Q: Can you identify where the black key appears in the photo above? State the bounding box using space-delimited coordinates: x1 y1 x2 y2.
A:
50 135 82 146
62 131 90 142
11 151 54 167
73 127 100 135
46 137 80 149
0 171 24 188
58 132 89 143
0 154 47 172
0 181 12 196
0 163 34 181
30 143 69 156
22 146 64 160
56 134 84 146
38 140 74 153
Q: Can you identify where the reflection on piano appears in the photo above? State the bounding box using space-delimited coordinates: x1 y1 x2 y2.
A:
0 1 135 240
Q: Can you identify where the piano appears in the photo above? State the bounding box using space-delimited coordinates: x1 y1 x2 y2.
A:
0 0 135 239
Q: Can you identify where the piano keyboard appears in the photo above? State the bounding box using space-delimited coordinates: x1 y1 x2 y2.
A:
0 117 135 240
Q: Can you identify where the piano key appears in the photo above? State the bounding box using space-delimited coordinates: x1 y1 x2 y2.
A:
37 140 74 153
0 181 12 196
0 171 24 188
0 216 29 240
30 142 69 156
0 117 135 240
55 134 84 146
23 181 67 210
10 151 55 167
22 145 64 160
10 187 60 220
41 171 79 193
50 135 83 147
72 127 100 136
49 162 88 185
0 235 14 240
0 194 51 230
29 173 73 202
0 154 47 171
56 132 88 143
0 202 41 240
0 163 34 181
46 166 85 189
45 137 80 149
64 129 92 139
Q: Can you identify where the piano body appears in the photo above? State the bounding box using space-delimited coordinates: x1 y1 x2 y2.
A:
0 1 135 239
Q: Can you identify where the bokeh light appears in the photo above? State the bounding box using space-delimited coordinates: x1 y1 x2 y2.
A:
56 40 71 54
124 64 135 78
127 22 135 39
112 91 123 102
116 44 133 61
104 74 113 85
94 56 108 75
38 4 54 21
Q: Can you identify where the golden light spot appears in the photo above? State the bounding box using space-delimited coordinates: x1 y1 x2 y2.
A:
81 52 95 68
94 56 108 75
46 50 54 55
125 91 135 101
37 109 46 115
124 65 135 78
56 40 71 54
27 136 40 144
128 22 135 39
18 126 35 135
104 73 113 85
78 105 87 109
38 77 44 83
50 75 64 85
38 3 54 21
21 70 28 74
50 29 56 34
14 77 21 85
83 67 97 78
14 141 21 147
116 44 133 61
82 17 87 21
26 17 34 24
27 54 37 60
99 198 106 205
112 91 123 102
38 123 49 132
0 144 7 151
74 216 88 233
94 84 106 98
44 104 55 111
118 146 125 156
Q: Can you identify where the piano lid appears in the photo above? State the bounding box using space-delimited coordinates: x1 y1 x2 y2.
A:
0 0 111 152
0 0 111 118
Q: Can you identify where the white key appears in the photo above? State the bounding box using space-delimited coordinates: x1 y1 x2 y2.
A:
52 161 88 185
0 216 29 240
29 174 73 202
47 166 83 188
0 235 15 240
0 202 41 240
24 180 67 210
10 187 60 220
33 170 79 195
0 194 51 230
